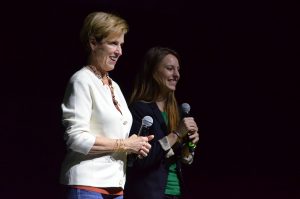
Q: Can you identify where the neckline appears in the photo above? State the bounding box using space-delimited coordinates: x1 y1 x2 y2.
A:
86 65 108 82
85 65 122 115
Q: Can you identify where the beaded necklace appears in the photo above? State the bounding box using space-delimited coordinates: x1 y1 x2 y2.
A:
86 65 122 115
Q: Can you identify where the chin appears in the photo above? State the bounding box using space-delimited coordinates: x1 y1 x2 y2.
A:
167 87 176 91
105 65 115 71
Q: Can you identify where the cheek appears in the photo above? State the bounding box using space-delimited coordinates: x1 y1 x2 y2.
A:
162 72 171 80
153 72 163 84
99 54 109 63
157 70 168 77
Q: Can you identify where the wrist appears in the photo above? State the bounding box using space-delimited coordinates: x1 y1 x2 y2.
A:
121 139 128 151
114 139 127 152
172 131 180 138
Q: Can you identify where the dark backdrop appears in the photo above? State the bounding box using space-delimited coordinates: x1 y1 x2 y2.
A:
1 0 299 198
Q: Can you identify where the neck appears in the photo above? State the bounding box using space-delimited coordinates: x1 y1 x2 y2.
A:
156 100 166 112
87 65 109 85
91 64 107 76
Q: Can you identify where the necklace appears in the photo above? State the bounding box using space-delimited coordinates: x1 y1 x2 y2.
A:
86 65 122 115
86 65 107 82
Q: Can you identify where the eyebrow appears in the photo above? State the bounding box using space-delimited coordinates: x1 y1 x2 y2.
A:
165 64 180 68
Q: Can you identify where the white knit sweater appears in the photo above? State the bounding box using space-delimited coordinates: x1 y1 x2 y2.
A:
60 67 132 188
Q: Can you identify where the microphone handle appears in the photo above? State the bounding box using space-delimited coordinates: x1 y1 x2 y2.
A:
138 125 150 136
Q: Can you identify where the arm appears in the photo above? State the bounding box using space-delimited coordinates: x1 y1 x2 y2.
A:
62 74 152 156
89 134 153 155
61 75 95 155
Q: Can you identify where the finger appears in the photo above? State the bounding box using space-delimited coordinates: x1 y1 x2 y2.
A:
140 145 150 153
190 135 199 143
144 143 152 150
189 132 199 139
137 148 144 159
139 149 148 157
189 126 198 132
130 134 138 138
147 134 155 141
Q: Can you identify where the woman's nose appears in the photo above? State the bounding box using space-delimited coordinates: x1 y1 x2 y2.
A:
174 69 180 78
116 45 122 56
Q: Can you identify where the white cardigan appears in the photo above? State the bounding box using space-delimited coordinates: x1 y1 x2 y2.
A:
60 67 133 188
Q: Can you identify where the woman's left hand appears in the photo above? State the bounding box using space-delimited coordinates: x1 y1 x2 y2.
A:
187 129 199 144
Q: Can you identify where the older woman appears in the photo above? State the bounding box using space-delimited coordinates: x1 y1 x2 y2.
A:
60 12 153 199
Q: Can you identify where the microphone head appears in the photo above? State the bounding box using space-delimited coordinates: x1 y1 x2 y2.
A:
142 116 153 127
181 103 191 114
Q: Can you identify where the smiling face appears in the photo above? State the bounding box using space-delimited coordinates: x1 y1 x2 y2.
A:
90 33 124 74
154 54 180 93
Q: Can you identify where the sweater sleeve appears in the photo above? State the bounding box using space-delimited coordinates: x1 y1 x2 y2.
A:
61 74 96 155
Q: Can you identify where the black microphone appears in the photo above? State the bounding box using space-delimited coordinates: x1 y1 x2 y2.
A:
181 103 197 153
127 115 153 167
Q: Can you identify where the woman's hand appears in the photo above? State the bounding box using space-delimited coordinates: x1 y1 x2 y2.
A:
187 129 199 145
125 134 154 157
176 117 198 138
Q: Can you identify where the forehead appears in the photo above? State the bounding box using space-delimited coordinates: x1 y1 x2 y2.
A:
160 54 179 66
103 32 125 42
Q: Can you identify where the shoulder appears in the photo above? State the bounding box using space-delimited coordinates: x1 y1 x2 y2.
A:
130 101 152 109
69 67 92 83
129 101 156 115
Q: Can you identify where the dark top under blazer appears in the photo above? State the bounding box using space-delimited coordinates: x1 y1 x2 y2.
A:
124 101 183 199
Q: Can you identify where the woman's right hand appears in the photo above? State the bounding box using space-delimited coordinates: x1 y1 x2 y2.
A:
176 117 198 138
125 134 154 157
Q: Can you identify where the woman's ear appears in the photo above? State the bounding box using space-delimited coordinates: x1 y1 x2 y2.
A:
89 36 97 50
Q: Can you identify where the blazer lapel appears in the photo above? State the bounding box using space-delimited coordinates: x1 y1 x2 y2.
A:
149 102 168 135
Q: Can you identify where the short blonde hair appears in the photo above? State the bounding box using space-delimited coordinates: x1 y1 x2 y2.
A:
80 12 129 52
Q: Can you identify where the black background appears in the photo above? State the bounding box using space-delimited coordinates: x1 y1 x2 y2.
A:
1 0 299 198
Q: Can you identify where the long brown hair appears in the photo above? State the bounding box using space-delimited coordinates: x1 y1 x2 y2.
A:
130 47 181 132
